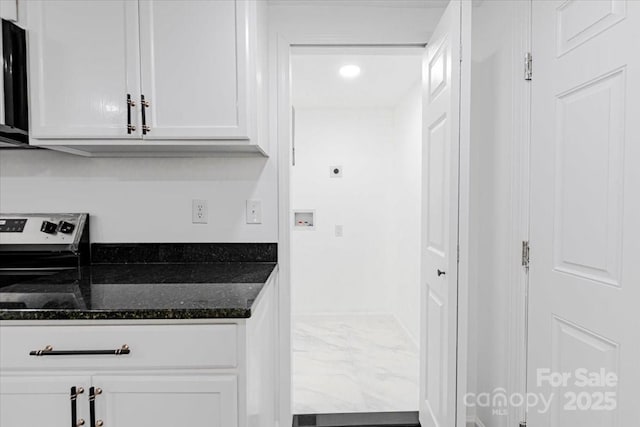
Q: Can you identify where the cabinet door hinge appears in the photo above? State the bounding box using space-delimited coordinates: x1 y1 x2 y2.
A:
522 241 530 269
524 52 532 81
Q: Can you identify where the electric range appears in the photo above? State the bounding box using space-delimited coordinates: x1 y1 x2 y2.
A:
0 213 89 309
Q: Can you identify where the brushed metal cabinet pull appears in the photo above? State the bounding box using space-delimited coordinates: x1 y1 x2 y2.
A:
126 94 135 134
141 94 150 135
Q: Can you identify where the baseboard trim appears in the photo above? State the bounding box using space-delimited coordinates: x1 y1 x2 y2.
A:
466 415 487 427
392 313 419 349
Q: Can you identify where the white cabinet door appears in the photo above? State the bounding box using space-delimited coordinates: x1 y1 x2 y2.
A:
27 0 141 139
0 376 91 427
139 0 248 140
93 375 238 427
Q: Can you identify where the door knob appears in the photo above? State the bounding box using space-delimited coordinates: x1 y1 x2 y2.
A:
437 269 446 277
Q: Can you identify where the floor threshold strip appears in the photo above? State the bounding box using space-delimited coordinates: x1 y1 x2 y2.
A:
293 411 420 427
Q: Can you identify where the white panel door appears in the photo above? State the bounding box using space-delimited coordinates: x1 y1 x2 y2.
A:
420 1 463 426
27 0 141 139
139 0 248 139
0 376 91 427
528 0 640 425
92 375 238 427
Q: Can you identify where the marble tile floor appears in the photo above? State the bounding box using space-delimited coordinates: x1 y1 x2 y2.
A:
293 314 419 414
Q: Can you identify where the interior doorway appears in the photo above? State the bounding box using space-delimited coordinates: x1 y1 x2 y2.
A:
289 47 424 414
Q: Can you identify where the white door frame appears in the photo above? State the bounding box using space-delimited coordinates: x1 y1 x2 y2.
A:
274 3 470 425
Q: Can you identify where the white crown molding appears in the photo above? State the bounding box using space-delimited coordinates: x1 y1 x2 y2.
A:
268 0 449 9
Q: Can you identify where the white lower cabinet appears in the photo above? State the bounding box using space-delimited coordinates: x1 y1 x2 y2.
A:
0 374 236 427
0 271 278 426
0 375 91 426
95 375 237 427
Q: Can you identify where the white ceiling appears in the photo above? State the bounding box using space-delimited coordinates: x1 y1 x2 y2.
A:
292 52 422 108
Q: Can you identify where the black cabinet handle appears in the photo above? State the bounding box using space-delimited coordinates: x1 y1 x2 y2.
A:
70 387 77 427
437 269 446 277
30 344 130 356
141 94 150 135
126 94 135 134
89 387 96 427
89 387 103 427
70 387 85 427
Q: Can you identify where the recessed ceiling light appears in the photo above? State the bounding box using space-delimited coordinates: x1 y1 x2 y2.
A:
339 64 361 79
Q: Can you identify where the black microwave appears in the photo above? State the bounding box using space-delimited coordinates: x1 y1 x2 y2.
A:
0 19 28 148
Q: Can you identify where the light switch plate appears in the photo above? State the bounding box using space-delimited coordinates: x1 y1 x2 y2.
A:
246 200 262 224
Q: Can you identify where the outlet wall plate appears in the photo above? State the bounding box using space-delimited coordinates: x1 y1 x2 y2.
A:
192 199 208 224
330 165 343 178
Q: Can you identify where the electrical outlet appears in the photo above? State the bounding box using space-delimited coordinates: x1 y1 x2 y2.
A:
246 200 262 224
192 199 208 224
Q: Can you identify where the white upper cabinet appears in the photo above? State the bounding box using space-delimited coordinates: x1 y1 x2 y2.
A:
26 0 267 156
139 0 248 139
27 1 141 139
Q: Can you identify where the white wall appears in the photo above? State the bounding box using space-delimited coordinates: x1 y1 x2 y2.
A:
291 108 397 314
390 84 422 343
0 151 278 242
468 1 530 426
290 87 421 343
268 2 444 44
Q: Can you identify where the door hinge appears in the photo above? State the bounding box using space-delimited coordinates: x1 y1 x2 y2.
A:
522 241 530 269
524 52 532 81
292 106 296 166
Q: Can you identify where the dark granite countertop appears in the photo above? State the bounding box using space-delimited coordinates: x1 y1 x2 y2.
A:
0 263 277 321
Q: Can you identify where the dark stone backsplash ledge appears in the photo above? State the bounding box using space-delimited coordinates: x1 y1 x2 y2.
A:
91 243 277 264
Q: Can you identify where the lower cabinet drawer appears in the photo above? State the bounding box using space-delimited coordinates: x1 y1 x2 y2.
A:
0 324 238 371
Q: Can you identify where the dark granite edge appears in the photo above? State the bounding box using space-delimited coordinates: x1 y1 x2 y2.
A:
0 265 279 321
91 243 277 264
0 308 253 321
